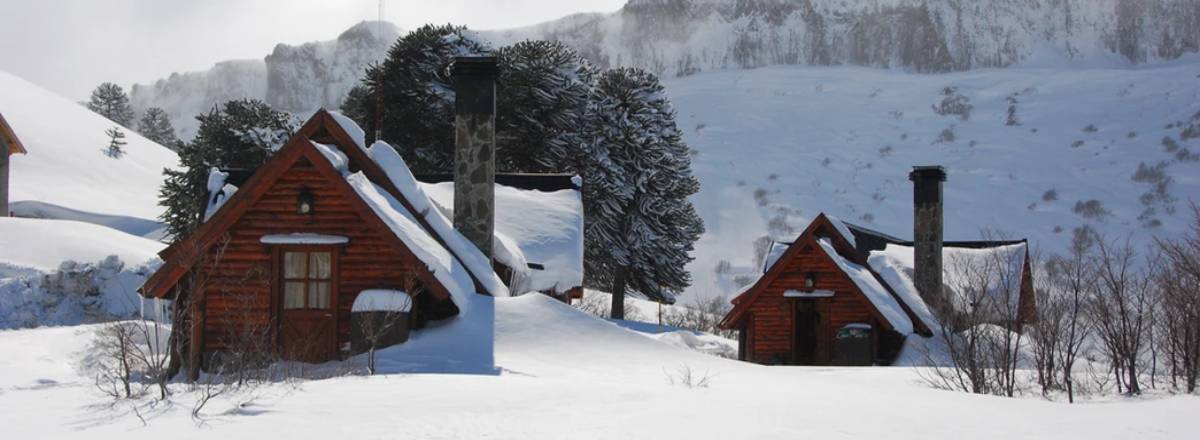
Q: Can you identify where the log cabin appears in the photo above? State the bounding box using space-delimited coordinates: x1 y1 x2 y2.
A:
139 57 583 378
719 167 1036 366
0 112 28 217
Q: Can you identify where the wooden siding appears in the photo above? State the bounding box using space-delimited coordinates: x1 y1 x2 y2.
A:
194 157 424 354
745 242 891 365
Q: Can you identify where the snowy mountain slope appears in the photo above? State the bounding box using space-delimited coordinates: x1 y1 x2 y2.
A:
0 294 1197 439
670 59 1200 298
489 0 1200 75
129 21 399 140
132 1 1200 141
0 70 178 223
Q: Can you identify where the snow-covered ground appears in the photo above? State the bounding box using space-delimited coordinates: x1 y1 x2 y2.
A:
0 69 177 233
0 293 1195 439
670 59 1200 299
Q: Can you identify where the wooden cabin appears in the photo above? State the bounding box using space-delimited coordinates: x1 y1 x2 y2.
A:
719 212 1036 366
0 112 28 217
720 214 930 366
140 110 513 377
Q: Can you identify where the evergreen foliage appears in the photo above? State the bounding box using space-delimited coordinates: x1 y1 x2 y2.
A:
104 126 126 159
137 107 181 149
495 40 597 172
344 27 704 302
158 100 296 240
348 24 489 173
583 67 704 303
87 82 136 127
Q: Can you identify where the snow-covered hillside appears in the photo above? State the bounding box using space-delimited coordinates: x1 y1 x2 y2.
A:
491 0 1199 75
0 293 1196 439
132 1 1200 142
671 59 1200 298
0 70 178 228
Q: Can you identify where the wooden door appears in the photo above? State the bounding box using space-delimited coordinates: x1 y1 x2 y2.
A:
792 300 821 365
278 249 338 363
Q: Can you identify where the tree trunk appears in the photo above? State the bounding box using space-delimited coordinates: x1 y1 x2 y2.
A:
611 266 628 320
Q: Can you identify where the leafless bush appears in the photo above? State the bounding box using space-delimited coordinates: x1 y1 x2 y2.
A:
1006 94 1020 126
662 295 736 339
932 86 972 121
1042 189 1058 202
1152 204 1200 393
664 365 714 389
1031 227 1096 402
575 291 645 322
935 127 956 144
93 322 140 399
920 230 1027 396
1073 199 1110 220
712 260 733 276
1089 237 1154 395
1083 123 1098 133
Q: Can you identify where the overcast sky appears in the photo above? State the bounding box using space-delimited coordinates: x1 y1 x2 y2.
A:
0 0 625 100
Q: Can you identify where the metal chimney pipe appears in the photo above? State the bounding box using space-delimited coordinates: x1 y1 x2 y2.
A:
909 165 946 305
450 56 498 260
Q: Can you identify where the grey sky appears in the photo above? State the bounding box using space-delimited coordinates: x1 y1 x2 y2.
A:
0 0 625 100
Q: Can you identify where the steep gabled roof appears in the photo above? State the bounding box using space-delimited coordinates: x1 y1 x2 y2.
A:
721 213 932 335
141 109 508 302
0 112 26 154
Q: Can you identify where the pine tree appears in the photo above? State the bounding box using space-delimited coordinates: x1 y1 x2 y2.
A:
87 82 137 127
583 67 704 312
104 126 127 158
347 24 489 173
495 40 597 173
137 107 180 148
158 100 296 240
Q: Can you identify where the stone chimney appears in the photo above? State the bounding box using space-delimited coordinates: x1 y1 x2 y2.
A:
451 56 498 260
909 166 946 305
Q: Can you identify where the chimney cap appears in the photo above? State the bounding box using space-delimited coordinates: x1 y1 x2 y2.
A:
909 165 947 182
452 56 499 78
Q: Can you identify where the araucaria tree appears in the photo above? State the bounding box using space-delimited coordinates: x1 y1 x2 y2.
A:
137 107 180 148
584 67 704 316
87 82 137 127
350 24 489 173
495 40 596 173
105 126 126 158
158 99 296 240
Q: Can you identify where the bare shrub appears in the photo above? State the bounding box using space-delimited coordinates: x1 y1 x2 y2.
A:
1089 237 1155 395
1042 189 1058 202
713 260 733 276
1032 227 1097 402
935 127 956 144
662 295 736 339
664 365 714 389
1083 124 1098 133
932 86 972 121
1071 140 1085 148
1005 94 1020 126
1073 200 1110 220
1152 204 1200 393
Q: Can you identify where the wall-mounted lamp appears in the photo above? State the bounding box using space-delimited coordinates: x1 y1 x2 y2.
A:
297 187 314 215
804 272 816 290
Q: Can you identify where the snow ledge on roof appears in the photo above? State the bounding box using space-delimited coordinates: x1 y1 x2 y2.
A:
260 233 350 245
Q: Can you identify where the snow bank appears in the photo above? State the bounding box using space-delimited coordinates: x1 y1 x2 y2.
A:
351 289 412 313
0 217 163 273
203 167 238 221
816 238 913 334
0 70 178 221
0 218 164 328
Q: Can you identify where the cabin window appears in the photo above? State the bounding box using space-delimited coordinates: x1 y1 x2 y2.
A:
283 250 332 310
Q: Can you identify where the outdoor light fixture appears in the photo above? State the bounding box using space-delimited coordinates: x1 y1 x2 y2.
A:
804 272 816 290
297 187 314 215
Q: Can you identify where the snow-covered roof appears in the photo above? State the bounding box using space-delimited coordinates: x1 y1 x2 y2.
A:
868 242 1028 326
365 142 511 298
816 238 914 334
352 289 412 313
204 168 238 221
421 180 584 294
